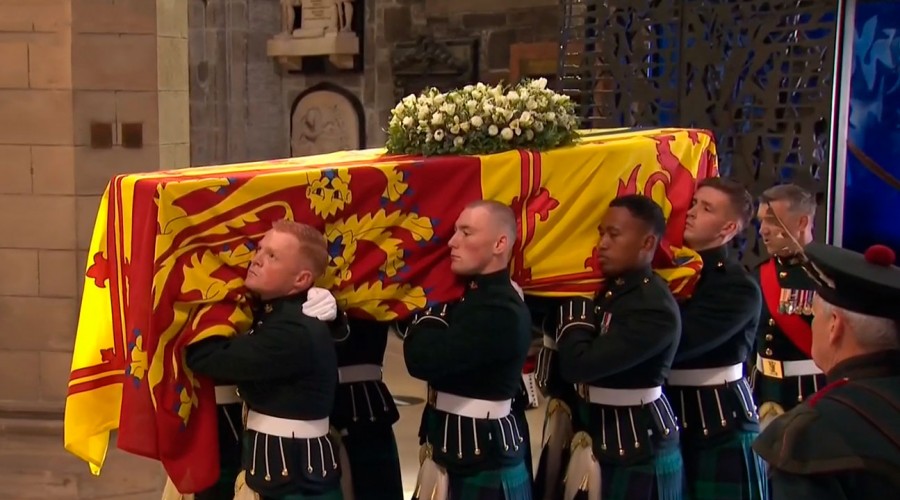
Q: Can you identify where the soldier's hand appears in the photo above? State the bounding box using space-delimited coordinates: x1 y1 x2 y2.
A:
556 297 596 341
302 287 338 321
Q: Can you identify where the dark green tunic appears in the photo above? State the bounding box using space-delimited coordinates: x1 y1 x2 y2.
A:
404 269 532 494
557 267 683 500
751 256 826 411
666 246 765 499
330 316 402 500
753 350 900 499
186 292 342 499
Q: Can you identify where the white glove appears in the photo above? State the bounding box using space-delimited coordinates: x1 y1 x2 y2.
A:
511 279 524 300
302 287 337 321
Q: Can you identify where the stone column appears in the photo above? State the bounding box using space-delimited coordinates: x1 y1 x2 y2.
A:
0 0 190 416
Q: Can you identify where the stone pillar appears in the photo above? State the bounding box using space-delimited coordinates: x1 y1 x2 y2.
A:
0 0 189 416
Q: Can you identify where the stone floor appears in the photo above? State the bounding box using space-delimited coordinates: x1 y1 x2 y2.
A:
0 335 546 499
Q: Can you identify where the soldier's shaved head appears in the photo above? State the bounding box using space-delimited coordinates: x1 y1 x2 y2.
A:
465 200 519 244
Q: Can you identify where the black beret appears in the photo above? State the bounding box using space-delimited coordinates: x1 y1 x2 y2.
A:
803 243 900 320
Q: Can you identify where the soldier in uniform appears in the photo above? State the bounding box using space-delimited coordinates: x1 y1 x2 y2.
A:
664 178 766 499
557 195 682 500
329 315 403 500
404 200 533 500
531 294 579 500
185 220 344 500
753 242 900 498
751 184 826 427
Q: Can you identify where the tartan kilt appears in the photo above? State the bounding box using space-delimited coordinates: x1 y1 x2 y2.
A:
446 461 533 500
600 447 683 500
260 487 343 500
341 425 404 500
681 431 767 500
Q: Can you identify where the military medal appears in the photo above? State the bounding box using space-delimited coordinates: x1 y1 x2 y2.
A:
779 288 789 314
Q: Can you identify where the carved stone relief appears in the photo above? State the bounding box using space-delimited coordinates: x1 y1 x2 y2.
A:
290 83 365 157
268 0 361 71
391 36 479 101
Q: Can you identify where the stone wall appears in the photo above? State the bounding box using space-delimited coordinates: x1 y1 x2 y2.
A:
0 0 190 413
188 0 560 165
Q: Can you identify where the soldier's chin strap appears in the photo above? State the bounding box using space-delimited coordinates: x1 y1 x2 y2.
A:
764 203 835 290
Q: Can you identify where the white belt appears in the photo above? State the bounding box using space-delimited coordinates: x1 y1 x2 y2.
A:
542 335 558 350
338 364 383 384
245 410 330 439
756 355 822 378
431 391 512 419
215 385 241 405
667 363 744 387
579 385 662 406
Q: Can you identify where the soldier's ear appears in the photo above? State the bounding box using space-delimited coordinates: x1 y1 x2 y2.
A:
642 233 658 252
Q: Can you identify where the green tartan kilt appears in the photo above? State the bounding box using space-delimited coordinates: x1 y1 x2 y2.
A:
260 487 343 500
600 447 683 500
446 461 533 500
682 431 768 500
341 425 404 500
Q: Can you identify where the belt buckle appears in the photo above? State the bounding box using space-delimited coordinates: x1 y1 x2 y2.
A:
761 357 784 379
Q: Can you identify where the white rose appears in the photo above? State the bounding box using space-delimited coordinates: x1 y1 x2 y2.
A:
500 127 514 140
402 116 413 126
545 112 556 121
431 112 444 126
520 111 533 125
433 129 445 141
510 119 520 130
488 124 499 136
466 99 478 111
450 124 460 134
454 136 465 148
463 85 474 92
418 107 429 120
530 78 548 90
534 121 545 132
460 121 471 132
525 129 535 141
472 90 483 99
470 116 483 128
526 99 538 110
507 91 520 101
434 94 445 105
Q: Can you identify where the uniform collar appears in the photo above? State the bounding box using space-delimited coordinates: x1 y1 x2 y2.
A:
602 266 653 297
257 291 308 315
698 245 728 269
775 254 803 267
465 269 510 291
826 349 900 384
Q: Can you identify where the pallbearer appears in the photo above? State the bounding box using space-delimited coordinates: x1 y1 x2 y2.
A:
665 178 766 499
557 195 682 500
329 315 404 500
404 200 533 500
185 221 344 500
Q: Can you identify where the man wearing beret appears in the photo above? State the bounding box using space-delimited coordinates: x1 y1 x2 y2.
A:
752 242 900 498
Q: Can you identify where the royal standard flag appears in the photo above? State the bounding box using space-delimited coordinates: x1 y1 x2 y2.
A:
64 128 717 493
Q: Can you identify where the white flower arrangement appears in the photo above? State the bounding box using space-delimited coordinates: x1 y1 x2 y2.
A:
385 78 580 156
